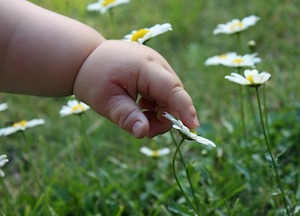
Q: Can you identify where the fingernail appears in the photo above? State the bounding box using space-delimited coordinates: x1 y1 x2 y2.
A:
132 121 143 138
193 116 200 127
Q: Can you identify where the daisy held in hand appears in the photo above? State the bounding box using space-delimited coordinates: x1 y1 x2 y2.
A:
163 112 215 147
163 112 215 215
123 23 172 44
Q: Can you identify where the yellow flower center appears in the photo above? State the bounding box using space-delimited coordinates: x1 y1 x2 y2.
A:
13 120 27 128
190 129 197 134
230 20 243 30
131 29 150 41
232 58 244 64
71 104 85 112
151 150 160 157
247 75 255 84
219 54 228 59
102 0 116 6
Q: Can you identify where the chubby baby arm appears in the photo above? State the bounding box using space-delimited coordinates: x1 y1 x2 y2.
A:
73 40 199 138
0 0 104 96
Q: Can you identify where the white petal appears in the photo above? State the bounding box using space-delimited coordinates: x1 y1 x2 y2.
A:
194 136 216 147
140 147 153 156
59 107 72 117
0 127 19 136
0 159 9 167
230 72 246 79
259 72 271 83
242 15 260 28
0 103 8 112
67 100 79 107
0 169 5 177
158 148 171 156
0 154 7 161
150 23 172 37
87 1 101 11
26 119 45 128
225 75 250 85
253 72 271 84
163 112 182 127
137 33 151 44
244 69 258 77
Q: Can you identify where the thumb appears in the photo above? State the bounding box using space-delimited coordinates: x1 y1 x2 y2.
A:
105 94 150 138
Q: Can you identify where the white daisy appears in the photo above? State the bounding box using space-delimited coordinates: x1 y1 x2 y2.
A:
221 53 261 68
59 100 90 117
0 154 9 177
140 147 170 157
225 69 271 87
204 52 237 66
123 23 172 44
0 119 45 137
0 103 8 112
163 112 216 147
87 0 130 14
213 15 260 35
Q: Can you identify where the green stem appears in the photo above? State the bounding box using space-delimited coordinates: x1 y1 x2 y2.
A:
238 68 248 147
235 33 242 54
262 85 271 144
172 138 202 216
78 114 109 215
255 87 290 216
247 87 260 129
21 132 43 191
170 132 200 212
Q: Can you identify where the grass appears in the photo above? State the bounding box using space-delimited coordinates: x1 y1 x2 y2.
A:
1 0 300 215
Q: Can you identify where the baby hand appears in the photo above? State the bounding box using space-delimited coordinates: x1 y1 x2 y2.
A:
73 40 199 138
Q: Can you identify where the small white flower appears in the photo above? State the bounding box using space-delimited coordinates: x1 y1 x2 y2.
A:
140 147 170 157
248 40 256 47
225 69 271 87
221 53 261 68
0 103 8 112
213 15 260 35
163 112 216 147
59 100 90 117
123 23 172 44
0 119 45 137
0 154 9 177
87 0 130 14
204 52 237 66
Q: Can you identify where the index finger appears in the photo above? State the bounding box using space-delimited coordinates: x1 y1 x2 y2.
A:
138 62 199 129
